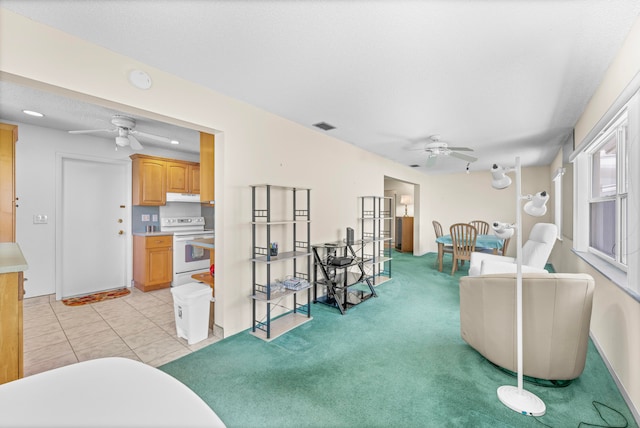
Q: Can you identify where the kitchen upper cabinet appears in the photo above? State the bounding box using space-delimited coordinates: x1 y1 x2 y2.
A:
200 132 214 203
133 234 173 292
166 161 200 194
131 154 166 206
0 123 18 242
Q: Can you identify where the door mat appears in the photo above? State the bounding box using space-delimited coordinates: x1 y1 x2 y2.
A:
62 288 131 306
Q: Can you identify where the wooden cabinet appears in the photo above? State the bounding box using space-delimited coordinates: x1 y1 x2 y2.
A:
131 155 166 206
133 235 173 292
166 161 199 194
131 154 203 206
199 132 214 203
395 216 414 253
0 242 26 385
0 123 18 242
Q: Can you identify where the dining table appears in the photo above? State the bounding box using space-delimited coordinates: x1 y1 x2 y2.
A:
435 234 504 272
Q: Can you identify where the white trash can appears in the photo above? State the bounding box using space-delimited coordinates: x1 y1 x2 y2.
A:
170 282 211 345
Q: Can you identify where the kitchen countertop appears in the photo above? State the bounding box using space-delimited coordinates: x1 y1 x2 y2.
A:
132 231 173 237
0 242 29 274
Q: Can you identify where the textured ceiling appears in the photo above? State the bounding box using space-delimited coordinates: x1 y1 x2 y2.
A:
1 1 639 173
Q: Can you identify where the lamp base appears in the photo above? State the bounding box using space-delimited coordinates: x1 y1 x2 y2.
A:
497 385 546 416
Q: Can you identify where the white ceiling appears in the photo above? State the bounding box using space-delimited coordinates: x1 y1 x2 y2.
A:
1 1 639 173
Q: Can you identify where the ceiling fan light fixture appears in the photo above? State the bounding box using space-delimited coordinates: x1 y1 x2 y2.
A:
115 136 129 147
128 69 152 90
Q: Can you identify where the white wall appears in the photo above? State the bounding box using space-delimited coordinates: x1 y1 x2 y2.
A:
11 121 198 297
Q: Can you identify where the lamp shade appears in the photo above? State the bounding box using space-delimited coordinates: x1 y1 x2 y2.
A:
524 191 549 217
400 195 412 205
491 164 512 189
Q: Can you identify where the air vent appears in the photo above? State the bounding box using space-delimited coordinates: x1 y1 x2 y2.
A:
409 164 420 168
313 122 336 131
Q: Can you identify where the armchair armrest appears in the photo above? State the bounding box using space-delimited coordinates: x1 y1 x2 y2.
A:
469 252 515 276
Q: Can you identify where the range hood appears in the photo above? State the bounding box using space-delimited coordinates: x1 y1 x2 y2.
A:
166 192 201 203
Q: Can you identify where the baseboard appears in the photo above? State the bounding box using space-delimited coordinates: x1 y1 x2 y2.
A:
590 332 640 425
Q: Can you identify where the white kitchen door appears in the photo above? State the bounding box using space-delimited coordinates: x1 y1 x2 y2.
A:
58 156 129 299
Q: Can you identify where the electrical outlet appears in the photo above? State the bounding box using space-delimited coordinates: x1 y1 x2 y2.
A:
152 214 158 222
141 214 150 221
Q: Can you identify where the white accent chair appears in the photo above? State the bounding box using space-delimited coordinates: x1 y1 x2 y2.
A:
459 273 595 380
468 223 557 276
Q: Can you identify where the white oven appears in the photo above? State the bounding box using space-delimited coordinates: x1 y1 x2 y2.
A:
160 217 214 286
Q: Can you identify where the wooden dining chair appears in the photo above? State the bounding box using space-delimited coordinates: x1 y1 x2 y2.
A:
432 220 453 268
501 237 511 256
449 223 478 275
469 220 490 235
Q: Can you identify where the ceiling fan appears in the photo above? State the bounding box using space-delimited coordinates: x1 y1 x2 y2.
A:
413 135 478 167
68 115 171 150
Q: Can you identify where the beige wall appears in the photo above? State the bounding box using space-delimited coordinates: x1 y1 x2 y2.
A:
422 165 552 258
552 15 640 419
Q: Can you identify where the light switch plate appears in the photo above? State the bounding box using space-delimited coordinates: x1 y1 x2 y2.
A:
33 214 48 224
141 214 150 221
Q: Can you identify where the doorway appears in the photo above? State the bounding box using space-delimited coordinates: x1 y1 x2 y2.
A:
56 155 130 299
384 177 418 253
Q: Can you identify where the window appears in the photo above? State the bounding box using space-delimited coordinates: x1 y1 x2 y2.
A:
587 112 628 269
552 167 564 240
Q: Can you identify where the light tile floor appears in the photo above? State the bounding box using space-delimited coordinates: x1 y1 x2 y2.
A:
23 287 221 377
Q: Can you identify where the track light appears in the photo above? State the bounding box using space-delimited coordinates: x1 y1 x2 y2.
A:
491 164 512 189
523 191 549 217
491 221 515 239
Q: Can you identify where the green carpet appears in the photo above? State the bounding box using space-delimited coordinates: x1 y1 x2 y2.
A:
160 252 636 428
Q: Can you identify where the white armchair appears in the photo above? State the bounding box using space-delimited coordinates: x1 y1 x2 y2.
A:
468 223 557 276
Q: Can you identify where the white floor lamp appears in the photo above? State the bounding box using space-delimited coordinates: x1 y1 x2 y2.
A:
490 157 549 417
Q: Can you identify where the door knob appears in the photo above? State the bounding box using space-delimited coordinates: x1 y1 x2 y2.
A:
117 219 123 223
118 230 124 235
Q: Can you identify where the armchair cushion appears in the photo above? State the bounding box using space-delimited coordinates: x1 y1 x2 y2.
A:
459 273 595 381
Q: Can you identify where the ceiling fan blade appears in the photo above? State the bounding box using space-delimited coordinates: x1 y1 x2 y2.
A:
447 147 473 152
132 130 171 144
450 151 478 162
128 134 144 151
68 128 115 135
425 155 437 167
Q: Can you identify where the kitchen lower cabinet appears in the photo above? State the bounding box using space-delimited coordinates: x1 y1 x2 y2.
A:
133 234 173 292
0 243 27 385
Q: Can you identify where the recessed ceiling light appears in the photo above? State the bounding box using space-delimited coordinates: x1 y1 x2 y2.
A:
170 140 180 145
128 69 152 90
22 109 44 117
